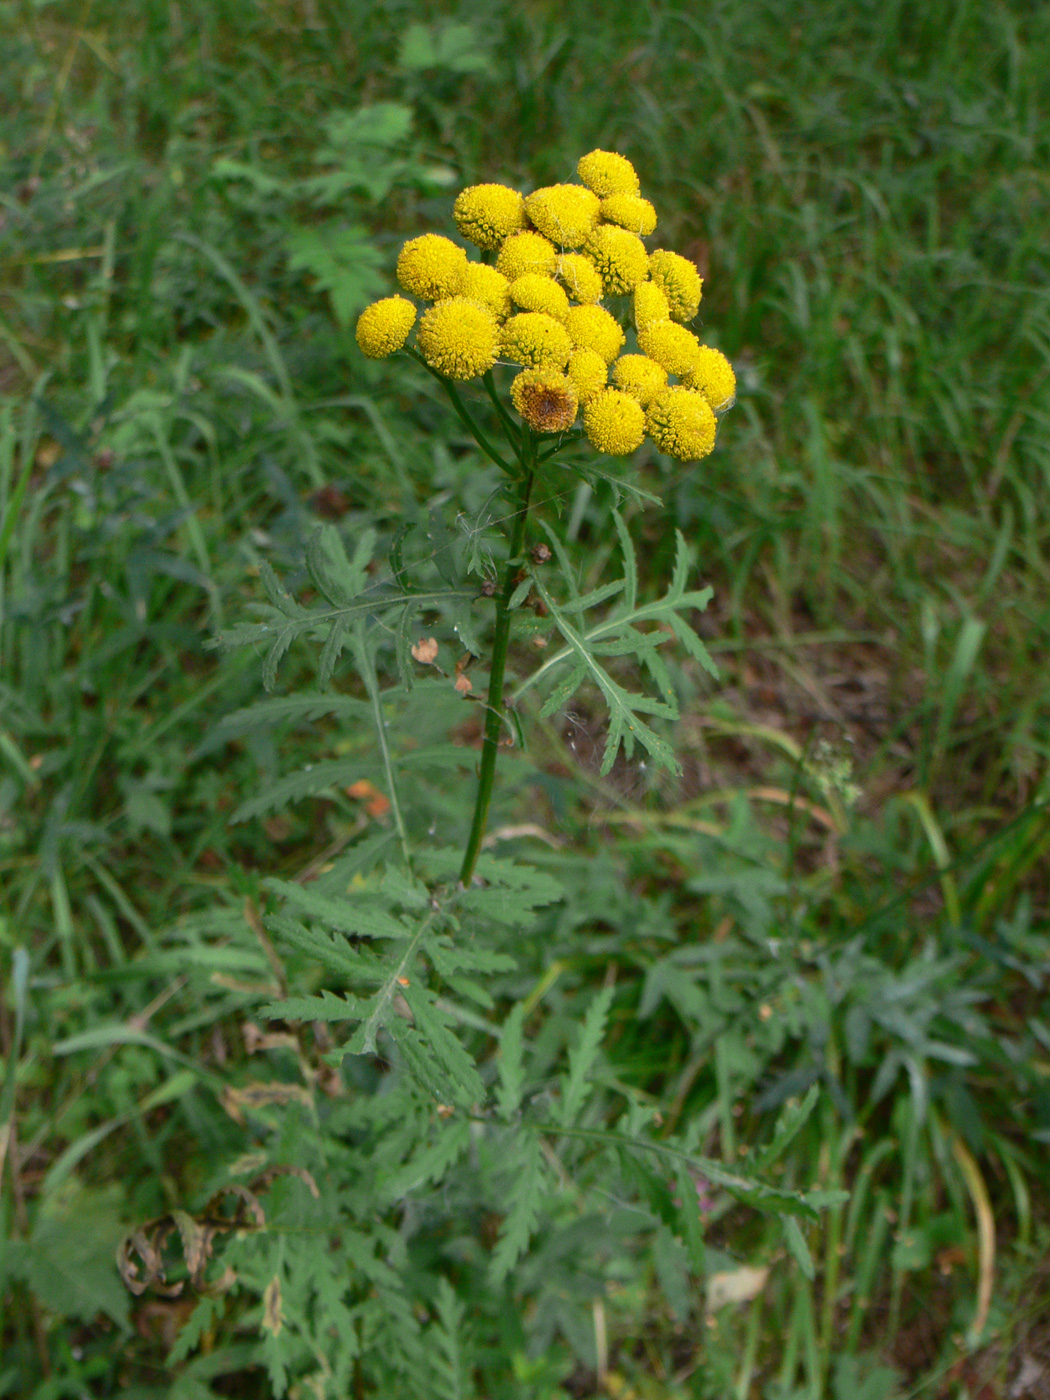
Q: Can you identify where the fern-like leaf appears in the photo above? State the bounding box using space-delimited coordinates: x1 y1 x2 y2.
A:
559 985 614 1126
496 1002 527 1122
431 1276 470 1400
520 518 717 774
489 1132 546 1284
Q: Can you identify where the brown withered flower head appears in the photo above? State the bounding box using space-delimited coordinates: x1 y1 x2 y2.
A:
509 368 579 433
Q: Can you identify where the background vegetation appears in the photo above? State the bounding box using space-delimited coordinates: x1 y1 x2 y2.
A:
2 0 1049 1396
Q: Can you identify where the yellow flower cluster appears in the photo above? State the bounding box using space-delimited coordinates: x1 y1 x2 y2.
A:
353 151 735 454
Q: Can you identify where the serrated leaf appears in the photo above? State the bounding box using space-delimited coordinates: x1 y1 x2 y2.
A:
560 985 614 1126
305 523 376 607
673 1161 707 1276
258 559 304 618
402 984 484 1104
168 1295 223 1366
430 1275 469 1400
497 1002 527 1121
7 1192 129 1326
538 662 586 718
489 1133 545 1283
507 575 533 611
398 21 491 74
262 627 301 692
266 880 410 941
198 694 372 755
450 597 482 657
264 915 384 982
343 903 445 1056
317 615 348 688
753 1083 821 1170
286 223 385 325
259 989 365 1023
383 1120 471 1201
531 574 681 775
231 759 369 823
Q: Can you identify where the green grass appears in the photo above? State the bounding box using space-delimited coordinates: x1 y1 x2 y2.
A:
2 0 1050 1396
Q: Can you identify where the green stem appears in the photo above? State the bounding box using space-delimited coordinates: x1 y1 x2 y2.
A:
407 350 515 476
459 442 536 887
482 370 522 448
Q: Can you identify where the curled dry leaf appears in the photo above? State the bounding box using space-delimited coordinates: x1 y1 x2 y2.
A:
118 1178 286 1301
411 636 439 664
262 1275 284 1336
220 1081 313 1126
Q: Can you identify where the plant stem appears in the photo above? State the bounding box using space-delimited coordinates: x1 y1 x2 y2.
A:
407 350 515 476
482 369 522 448
459 440 536 887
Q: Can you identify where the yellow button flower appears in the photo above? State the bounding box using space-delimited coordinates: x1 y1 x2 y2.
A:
633 281 671 331
577 149 640 198
510 368 579 433
584 225 650 296
648 249 703 322
355 296 417 359
611 353 668 407
458 262 512 322
599 194 657 237
680 346 736 411
565 348 608 404
396 233 469 301
637 321 703 376
495 230 558 281
509 273 570 323
646 386 717 460
417 297 499 380
583 388 646 456
523 184 600 248
499 311 573 370
564 304 625 364
453 183 527 251
555 253 604 305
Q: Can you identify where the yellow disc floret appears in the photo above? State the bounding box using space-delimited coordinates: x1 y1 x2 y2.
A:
556 253 604 305
611 353 668 407
417 297 499 380
577 149 640 198
453 184 527 251
648 249 703 322
510 369 579 433
509 273 570 323
646 386 717 461
583 388 646 456
496 230 558 281
355 296 417 359
564 304 625 364
633 281 671 332
680 345 737 411
499 312 573 370
637 321 703 376
565 348 608 404
584 225 650 296
599 194 657 237
396 233 469 301
523 184 601 248
458 262 512 322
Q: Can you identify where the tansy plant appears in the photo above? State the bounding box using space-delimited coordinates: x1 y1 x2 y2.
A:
355 148 735 886
131 155 840 1396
